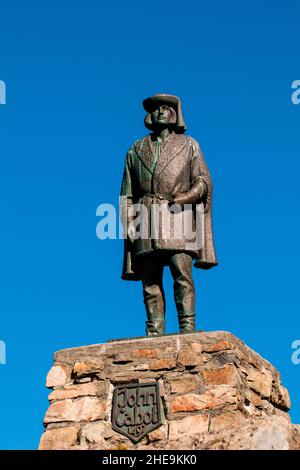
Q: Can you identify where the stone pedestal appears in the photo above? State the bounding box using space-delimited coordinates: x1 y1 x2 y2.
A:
39 331 296 450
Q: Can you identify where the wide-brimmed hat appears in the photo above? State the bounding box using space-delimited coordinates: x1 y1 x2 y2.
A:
143 93 186 133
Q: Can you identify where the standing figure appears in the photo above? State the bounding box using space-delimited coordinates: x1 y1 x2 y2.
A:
120 94 217 336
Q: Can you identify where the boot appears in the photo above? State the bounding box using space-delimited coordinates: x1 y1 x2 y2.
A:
146 312 165 337
178 312 195 334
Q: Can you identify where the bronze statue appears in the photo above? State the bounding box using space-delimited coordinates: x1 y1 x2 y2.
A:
120 94 217 336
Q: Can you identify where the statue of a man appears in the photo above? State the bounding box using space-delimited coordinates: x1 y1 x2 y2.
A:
120 94 217 336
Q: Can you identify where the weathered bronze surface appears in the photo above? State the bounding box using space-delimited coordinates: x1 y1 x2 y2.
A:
120 94 217 336
111 382 162 443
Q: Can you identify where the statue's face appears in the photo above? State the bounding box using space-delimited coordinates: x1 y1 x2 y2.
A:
151 104 174 127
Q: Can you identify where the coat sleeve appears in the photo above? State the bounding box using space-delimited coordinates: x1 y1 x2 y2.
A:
191 139 213 212
120 147 141 281
120 148 134 231
173 138 210 207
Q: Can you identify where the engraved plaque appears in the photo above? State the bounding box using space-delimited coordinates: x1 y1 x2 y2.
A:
111 382 162 443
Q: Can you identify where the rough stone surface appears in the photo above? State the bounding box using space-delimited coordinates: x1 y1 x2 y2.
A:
202 364 238 386
210 411 245 432
139 416 293 450
169 376 199 394
39 426 79 450
44 397 106 423
48 381 108 401
149 358 176 371
73 358 105 378
270 383 291 411
177 349 204 367
80 421 112 447
290 425 300 450
39 331 298 450
247 368 273 398
147 424 169 443
169 415 209 439
46 364 72 388
170 386 237 413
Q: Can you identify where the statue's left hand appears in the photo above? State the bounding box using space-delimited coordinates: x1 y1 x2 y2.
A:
172 193 190 206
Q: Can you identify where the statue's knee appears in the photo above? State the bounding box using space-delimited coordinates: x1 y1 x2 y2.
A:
143 284 163 299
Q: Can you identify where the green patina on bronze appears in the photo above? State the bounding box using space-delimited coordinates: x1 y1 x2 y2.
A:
120 94 218 336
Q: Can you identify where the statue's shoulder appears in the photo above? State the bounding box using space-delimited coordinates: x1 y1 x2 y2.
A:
125 135 147 157
185 135 200 147
126 135 151 158
185 135 205 156
132 134 149 150
171 134 199 149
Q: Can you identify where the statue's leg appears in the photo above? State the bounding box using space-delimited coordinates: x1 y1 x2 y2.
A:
141 254 165 336
169 252 195 333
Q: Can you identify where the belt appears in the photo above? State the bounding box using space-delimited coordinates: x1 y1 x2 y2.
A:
143 193 174 201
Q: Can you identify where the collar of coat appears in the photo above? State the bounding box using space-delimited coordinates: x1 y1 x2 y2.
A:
134 132 189 175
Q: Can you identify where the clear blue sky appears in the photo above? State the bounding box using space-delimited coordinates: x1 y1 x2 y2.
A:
0 0 299 449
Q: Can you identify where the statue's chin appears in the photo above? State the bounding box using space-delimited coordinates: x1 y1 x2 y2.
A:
152 122 171 130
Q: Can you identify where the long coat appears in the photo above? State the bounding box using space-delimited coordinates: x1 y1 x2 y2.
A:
120 132 218 280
